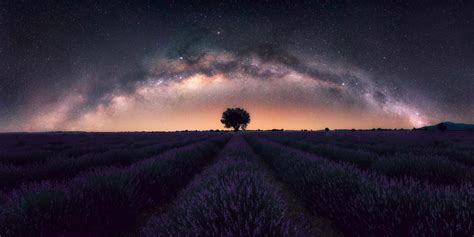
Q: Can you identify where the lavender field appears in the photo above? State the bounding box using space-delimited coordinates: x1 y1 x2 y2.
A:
0 131 473 236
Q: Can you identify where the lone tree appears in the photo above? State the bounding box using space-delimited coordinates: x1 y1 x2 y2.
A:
220 108 250 132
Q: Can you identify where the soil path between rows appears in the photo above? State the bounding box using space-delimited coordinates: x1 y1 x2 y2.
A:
246 136 343 237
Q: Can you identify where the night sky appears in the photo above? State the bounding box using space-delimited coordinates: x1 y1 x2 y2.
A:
1 1 473 131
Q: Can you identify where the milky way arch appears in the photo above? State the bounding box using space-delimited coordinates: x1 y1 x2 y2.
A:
6 45 432 132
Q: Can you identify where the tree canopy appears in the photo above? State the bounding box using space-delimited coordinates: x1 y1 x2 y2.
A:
220 108 250 132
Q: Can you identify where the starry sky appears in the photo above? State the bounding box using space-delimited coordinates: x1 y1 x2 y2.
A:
1 1 473 132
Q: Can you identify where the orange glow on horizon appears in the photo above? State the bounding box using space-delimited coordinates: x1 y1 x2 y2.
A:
43 105 417 132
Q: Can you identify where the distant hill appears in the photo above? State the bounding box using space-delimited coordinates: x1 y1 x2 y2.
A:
421 122 474 131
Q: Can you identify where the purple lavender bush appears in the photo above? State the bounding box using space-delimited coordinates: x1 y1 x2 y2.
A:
247 136 474 236
274 138 378 168
269 135 473 185
0 136 228 236
0 136 212 191
371 153 474 185
0 149 55 165
141 136 310 236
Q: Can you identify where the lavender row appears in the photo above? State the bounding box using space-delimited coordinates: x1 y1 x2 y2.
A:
0 132 214 150
0 141 140 166
268 132 473 165
0 136 216 192
0 132 217 166
270 137 473 185
259 130 474 146
324 137 473 167
247 137 474 236
0 132 161 152
141 136 310 236
263 131 474 166
0 135 229 236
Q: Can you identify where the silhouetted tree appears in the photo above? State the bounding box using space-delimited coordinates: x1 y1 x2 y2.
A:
220 108 250 132
437 122 447 132
325 127 330 132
